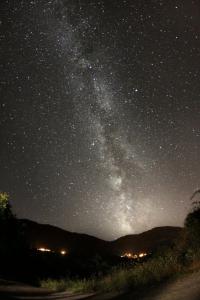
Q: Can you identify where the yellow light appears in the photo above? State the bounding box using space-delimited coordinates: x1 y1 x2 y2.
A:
38 247 51 252
121 252 147 259
139 252 147 258
121 252 134 259
60 250 66 255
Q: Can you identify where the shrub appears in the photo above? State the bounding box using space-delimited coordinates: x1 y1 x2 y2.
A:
185 207 200 249
98 251 181 293
40 251 182 294
41 277 96 293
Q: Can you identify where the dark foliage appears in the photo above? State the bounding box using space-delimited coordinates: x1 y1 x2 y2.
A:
185 207 200 249
184 190 200 248
0 192 29 280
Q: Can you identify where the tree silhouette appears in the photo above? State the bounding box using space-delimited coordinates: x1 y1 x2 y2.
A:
0 192 14 221
0 192 27 257
190 189 200 208
184 189 200 249
190 189 200 200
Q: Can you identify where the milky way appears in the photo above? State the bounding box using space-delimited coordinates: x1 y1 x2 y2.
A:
1 0 200 239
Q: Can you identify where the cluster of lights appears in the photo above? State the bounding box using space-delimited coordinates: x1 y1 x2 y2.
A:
38 247 51 252
37 248 67 255
36 248 147 259
121 252 147 259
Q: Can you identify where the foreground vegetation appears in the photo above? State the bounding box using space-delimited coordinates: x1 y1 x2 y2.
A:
40 248 200 293
41 193 200 294
40 252 177 292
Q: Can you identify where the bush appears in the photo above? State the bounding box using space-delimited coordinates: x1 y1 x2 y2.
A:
185 207 200 249
41 277 96 293
98 251 181 292
40 251 182 293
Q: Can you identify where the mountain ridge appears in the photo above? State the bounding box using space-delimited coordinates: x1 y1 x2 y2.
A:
20 219 183 257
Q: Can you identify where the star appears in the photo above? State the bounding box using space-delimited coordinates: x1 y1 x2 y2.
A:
1 0 200 239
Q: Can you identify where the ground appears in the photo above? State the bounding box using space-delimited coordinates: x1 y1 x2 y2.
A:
0 270 200 300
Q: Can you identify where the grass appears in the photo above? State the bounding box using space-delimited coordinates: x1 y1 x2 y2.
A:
40 250 184 294
41 277 97 293
97 251 182 292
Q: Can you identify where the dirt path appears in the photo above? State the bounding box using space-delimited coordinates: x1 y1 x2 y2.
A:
139 270 200 300
0 290 95 300
1 271 200 300
134 272 200 300
91 270 200 300
0 280 95 300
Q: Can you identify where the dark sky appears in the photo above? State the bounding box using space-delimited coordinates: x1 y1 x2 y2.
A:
1 0 200 240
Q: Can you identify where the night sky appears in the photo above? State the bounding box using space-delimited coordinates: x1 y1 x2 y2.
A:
1 0 200 240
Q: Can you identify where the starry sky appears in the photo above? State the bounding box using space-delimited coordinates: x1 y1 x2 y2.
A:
1 0 200 240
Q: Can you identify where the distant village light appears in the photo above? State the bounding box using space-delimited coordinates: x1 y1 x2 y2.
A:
139 253 147 258
37 247 67 255
121 252 134 259
38 247 51 252
121 252 147 259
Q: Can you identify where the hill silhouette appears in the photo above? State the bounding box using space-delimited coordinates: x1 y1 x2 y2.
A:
20 219 182 257
111 226 182 255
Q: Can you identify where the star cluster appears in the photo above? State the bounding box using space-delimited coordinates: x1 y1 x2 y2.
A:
1 0 200 239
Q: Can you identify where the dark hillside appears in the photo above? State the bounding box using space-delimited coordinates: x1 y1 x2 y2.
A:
21 220 183 257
